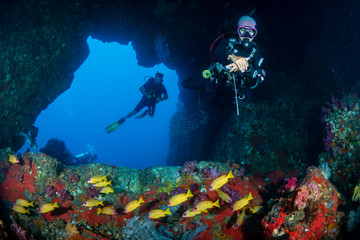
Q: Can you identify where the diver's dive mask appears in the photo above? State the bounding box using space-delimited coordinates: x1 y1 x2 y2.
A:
237 26 257 38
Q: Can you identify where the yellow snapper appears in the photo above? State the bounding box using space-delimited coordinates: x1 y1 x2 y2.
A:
168 189 193 207
8 154 19 164
209 170 234 191
100 186 114 194
148 208 171 219
93 180 112 188
12 204 29 214
124 197 145 213
83 199 104 207
193 199 220 212
232 192 253 211
97 206 116 215
250 205 263 214
216 189 232 203
15 199 34 207
87 175 107 183
39 202 59 213
233 208 246 229
182 208 203 218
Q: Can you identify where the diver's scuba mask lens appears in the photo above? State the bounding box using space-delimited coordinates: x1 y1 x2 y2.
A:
237 26 257 38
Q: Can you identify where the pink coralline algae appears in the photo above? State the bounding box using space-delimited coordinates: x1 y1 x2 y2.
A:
294 185 310 209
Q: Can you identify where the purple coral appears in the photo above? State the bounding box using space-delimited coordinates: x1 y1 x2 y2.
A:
86 187 100 198
170 187 187 197
221 185 240 203
158 192 169 202
181 161 198 175
202 167 222 179
69 174 80 183
192 192 207 206
234 167 246 178
45 185 57 197
58 189 73 201
11 222 35 240
190 183 199 193
322 121 334 151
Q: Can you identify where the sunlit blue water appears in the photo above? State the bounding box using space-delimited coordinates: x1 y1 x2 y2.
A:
21 37 179 169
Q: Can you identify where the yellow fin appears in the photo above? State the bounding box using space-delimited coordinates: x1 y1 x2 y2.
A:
187 189 194 198
165 208 171 215
227 170 234 179
214 199 220 208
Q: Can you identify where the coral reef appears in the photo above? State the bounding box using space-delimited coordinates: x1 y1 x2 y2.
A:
319 94 360 195
1 93 360 238
1 149 289 239
262 167 342 239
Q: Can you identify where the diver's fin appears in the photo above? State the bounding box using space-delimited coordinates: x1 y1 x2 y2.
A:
135 110 148 119
105 118 125 133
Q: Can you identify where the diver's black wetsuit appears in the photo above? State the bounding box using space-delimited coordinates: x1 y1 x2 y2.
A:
212 37 265 91
135 78 168 116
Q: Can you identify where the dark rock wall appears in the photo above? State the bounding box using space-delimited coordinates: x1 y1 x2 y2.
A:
0 0 90 149
0 0 359 167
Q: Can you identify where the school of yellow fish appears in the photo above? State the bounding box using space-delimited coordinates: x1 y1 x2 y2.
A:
11 170 262 228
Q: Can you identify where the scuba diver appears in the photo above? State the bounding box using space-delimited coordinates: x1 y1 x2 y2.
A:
201 15 265 114
105 72 168 133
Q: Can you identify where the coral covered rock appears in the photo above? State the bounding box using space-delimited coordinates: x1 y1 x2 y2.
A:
262 166 343 240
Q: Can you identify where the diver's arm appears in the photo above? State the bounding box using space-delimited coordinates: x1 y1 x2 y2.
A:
161 87 168 101
140 86 151 99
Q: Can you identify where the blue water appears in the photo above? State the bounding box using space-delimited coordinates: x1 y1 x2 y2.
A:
22 37 179 169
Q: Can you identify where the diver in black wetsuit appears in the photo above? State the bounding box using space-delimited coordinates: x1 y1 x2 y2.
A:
205 15 266 105
105 72 168 133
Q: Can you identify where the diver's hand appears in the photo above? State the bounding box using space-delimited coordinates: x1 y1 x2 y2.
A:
156 97 161 103
145 93 151 99
226 55 249 73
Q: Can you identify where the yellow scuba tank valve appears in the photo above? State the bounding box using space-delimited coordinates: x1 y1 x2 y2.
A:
202 70 211 79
